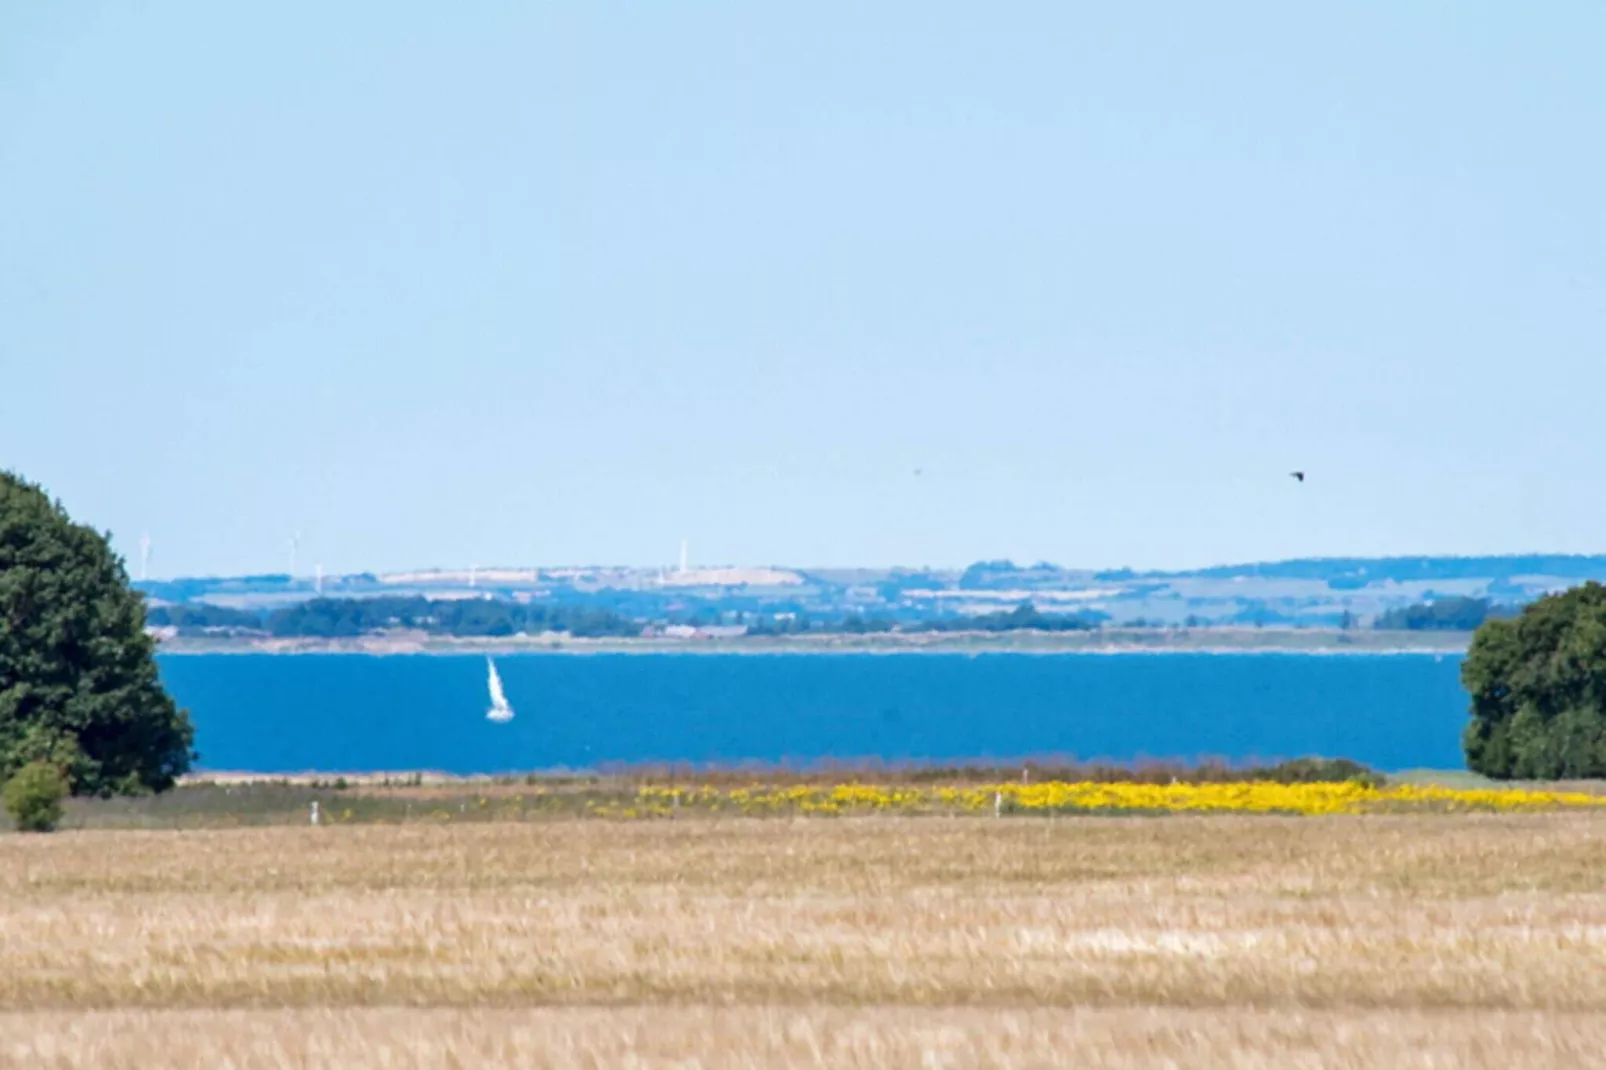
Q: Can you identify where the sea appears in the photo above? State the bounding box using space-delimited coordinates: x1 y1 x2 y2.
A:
156 652 1471 775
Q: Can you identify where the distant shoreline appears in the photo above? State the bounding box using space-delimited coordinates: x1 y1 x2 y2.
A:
153 628 1471 657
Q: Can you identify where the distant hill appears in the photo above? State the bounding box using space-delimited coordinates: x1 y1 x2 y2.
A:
134 554 1606 637
1094 555 1606 585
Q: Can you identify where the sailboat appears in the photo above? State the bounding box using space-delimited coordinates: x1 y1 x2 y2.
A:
485 656 514 723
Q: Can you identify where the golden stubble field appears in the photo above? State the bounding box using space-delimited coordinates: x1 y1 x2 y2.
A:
3 813 1606 1068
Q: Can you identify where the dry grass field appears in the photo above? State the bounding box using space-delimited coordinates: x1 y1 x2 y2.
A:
3 813 1606 1067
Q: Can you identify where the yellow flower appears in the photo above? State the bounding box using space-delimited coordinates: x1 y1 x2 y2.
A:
619 778 1606 819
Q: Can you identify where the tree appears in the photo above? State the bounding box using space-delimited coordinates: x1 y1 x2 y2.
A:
1461 582 1606 779
4 760 68 832
0 471 195 794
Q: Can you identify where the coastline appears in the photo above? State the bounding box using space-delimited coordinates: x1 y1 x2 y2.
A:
153 628 1472 657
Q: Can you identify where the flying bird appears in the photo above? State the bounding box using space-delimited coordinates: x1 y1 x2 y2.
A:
1290 471 1305 483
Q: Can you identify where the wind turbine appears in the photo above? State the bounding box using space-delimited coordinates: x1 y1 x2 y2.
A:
138 534 152 582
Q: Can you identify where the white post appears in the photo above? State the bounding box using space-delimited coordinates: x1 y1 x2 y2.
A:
310 800 320 826
994 791 1003 819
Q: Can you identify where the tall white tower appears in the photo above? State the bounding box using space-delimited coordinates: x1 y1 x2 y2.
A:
314 563 324 594
138 534 152 582
288 531 302 578
679 538 688 574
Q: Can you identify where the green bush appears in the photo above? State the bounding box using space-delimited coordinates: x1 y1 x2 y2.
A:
1263 757 1384 786
4 761 69 833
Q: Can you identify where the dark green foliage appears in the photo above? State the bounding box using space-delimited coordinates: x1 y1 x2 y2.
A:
263 596 642 639
1462 582 1606 779
0 471 195 794
958 560 1018 590
914 602 1105 633
3 759 68 831
144 602 264 631
874 571 942 601
837 614 896 634
1262 756 1383 787
1377 596 1512 632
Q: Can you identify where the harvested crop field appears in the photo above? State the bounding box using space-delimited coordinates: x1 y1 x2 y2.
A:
4 813 1606 1067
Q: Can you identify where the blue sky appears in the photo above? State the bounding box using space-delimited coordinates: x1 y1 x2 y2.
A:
3 2 1603 576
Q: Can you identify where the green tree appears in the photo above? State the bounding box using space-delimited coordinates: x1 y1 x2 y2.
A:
0 471 195 794
3 760 68 832
1461 582 1606 779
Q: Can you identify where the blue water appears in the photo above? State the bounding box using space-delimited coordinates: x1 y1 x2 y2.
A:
155 653 1472 774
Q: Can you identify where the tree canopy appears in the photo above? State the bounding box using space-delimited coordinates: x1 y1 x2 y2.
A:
1461 582 1606 779
1376 596 1511 632
0 472 194 794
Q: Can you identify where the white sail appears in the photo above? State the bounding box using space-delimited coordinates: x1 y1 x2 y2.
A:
486 656 513 722
487 658 507 706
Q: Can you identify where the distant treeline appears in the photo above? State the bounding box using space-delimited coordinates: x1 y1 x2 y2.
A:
147 597 642 639
272 597 643 638
599 756 1381 787
148 596 1110 639
144 603 263 631
1373 596 1513 632
745 603 1104 636
911 603 1105 633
